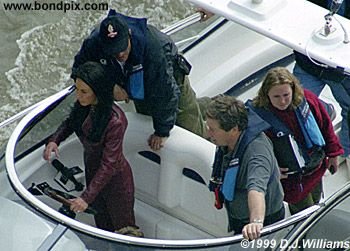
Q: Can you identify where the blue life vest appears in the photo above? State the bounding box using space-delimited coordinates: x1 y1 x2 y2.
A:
126 64 145 100
107 9 146 100
209 108 271 201
245 99 325 148
245 98 325 172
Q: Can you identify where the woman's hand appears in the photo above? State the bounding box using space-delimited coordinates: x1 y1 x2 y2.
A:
43 142 59 162
327 157 339 174
69 197 88 213
279 167 289 179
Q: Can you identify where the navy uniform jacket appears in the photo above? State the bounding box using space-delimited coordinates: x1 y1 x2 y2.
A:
72 11 180 137
308 0 350 17
294 0 350 81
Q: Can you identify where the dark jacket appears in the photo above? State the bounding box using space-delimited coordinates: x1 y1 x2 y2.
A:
72 12 181 137
308 0 350 17
294 0 350 81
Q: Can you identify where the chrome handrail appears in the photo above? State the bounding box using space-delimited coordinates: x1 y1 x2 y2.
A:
0 86 73 130
0 103 42 129
162 12 202 35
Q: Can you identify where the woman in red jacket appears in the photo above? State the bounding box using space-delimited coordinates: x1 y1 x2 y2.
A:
43 62 142 236
248 67 344 214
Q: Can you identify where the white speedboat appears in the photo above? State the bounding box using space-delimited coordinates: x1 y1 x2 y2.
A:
1 0 350 250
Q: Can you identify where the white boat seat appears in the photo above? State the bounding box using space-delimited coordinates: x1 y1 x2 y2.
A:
124 112 229 238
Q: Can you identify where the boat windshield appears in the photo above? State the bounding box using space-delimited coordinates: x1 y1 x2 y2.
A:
165 13 224 52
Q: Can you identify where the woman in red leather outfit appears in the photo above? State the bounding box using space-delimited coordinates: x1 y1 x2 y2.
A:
43 61 142 236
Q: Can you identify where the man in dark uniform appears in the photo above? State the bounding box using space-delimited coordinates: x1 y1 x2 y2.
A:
293 0 350 156
72 9 207 150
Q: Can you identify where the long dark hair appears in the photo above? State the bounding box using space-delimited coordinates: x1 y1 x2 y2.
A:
70 62 115 142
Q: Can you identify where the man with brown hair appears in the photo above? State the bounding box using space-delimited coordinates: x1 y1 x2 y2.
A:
206 95 284 240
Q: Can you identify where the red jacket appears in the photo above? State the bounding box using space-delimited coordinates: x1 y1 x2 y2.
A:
50 104 135 230
267 89 344 204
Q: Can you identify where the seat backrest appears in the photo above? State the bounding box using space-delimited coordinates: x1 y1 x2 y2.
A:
123 112 229 237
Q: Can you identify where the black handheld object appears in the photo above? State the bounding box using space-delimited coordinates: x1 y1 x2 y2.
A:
52 159 84 191
36 182 98 218
329 165 336 175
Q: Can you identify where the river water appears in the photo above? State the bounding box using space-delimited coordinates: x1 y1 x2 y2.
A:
0 0 194 147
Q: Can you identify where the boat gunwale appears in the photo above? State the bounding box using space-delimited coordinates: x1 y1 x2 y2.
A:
4 87 322 249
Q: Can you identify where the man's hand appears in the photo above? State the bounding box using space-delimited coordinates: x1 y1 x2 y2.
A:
148 134 167 151
113 85 129 103
242 221 263 240
244 190 265 240
197 7 214 22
